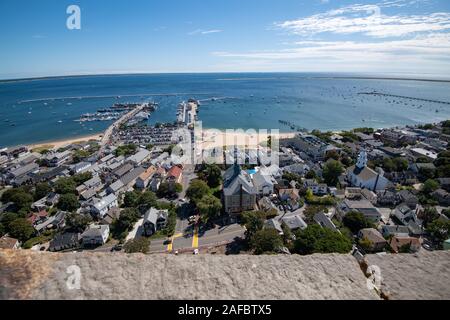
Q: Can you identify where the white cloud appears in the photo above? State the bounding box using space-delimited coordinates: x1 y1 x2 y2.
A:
276 2 450 38
188 29 223 35
212 33 450 73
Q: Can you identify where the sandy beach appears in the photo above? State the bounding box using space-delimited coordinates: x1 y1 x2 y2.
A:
200 129 296 149
27 134 103 151
24 129 294 153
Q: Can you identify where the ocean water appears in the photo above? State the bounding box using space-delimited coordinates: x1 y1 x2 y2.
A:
0 73 450 147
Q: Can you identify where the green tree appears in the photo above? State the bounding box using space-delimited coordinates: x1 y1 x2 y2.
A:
72 172 93 185
65 213 92 233
199 164 223 188
241 211 266 240
34 183 52 201
293 224 352 255
186 179 211 204
123 237 150 254
342 211 374 234
114 144 137 157
322 160 343 186
54 177 77 195
419 207 440 227
8 218 35 242
111 208 139 240
136 191 157 212
10 192 33 212
426 220 450 246
250 228 283 255
197 194 222 222
1 188 33 212
123 191 140 208
422 179 440 194
57 193 80 212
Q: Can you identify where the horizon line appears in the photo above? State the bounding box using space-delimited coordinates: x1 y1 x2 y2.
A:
1 71 450 84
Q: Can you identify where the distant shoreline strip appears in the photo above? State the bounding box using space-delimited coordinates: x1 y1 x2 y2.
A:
18 93 215 103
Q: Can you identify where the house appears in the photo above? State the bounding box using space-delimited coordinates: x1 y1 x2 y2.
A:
142 208 169 236
347 150 391 191
389 236 421 253
358 228 387 252
107 180 125 195
101 207 121 225
166 165 183 184
410 148 438 162
337 199 382 223
392 204 423 236
398 190 419 209
70 162 92 174
34 210 67 234
410 162 436 175
27 210 49 226
44 150 71 167
381 225 410 238
303 179 328 196
223 164 257 215
126 148 151 165
282 133 340 161
112 163 134 179
281 215 308 232
265 218 284 235
48 233 81 252
0 236 20 249
31 192 60 211
91 194 118 218
282 163 310 176
135 166 157 189
432 189 450 206
80 188 97 201
76 176 103 194
278 188 301 211
120 166 146 188
314 212 339 232
252 169 276 195
81 225 110 246
258 197 278 214
7 162 39 185
149 176 162 192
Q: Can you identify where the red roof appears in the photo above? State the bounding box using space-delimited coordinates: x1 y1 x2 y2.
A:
27 210 49 224
167 166 182 179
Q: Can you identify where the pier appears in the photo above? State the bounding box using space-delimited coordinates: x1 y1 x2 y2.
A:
98 103 149 156
358 91 450 105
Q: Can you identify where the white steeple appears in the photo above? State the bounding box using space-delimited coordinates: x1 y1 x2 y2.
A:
356 150 368 169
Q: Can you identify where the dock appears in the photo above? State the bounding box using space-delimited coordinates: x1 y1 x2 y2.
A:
358 91 450 105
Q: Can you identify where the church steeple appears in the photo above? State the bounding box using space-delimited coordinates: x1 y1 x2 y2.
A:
356 150 368 169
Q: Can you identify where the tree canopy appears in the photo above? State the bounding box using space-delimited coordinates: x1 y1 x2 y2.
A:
250 228 283 255
198 164 222 188
197 194 222 222
8 218 35 242
57 193 80 212
293 224 352 255
65 213 92 233
342 211 375 234
322 160 343 186
123 237 150 254
186 179 211 204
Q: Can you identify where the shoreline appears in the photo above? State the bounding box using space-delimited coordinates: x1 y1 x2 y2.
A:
26 134 103 151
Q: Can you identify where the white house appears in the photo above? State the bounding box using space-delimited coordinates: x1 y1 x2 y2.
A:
252 168 276 195
91 194 118 218
81 224 110 246
347 150 390 191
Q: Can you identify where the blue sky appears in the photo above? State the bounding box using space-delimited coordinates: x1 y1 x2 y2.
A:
0 0 449 79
